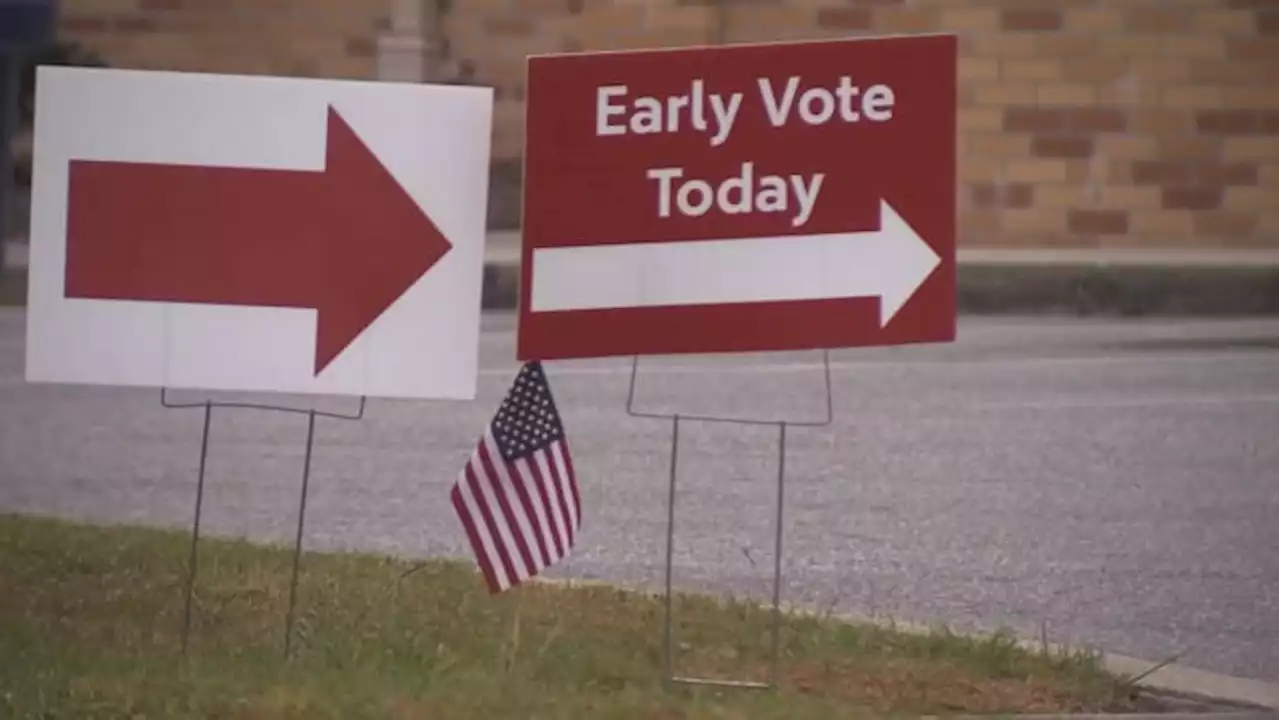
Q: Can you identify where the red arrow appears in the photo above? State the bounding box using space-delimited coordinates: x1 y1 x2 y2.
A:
64 106 452 376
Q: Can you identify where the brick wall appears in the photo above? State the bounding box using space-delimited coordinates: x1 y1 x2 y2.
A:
52 0 1278 249
57 0 390 79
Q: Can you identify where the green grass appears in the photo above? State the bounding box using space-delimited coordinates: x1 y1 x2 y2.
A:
0 513 1145 719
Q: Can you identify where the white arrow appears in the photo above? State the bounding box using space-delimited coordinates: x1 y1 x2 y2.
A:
529 200 942 327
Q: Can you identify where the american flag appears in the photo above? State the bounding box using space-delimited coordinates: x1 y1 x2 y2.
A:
450 361 581 593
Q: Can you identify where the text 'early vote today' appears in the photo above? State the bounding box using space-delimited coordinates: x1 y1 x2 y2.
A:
594 75 897 228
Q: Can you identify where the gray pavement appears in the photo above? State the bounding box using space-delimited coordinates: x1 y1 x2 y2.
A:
0 309 1276 683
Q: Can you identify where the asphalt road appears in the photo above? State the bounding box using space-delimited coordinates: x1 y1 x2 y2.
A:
1 309 1275 681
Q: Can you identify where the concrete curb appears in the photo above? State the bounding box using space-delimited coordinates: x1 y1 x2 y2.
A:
528 575 1278 714
478 259 1278 315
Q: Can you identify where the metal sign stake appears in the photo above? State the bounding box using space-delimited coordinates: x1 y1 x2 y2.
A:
626 351 835 690
160 388 366 659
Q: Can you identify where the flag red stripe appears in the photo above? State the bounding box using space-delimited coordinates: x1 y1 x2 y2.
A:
534 448 576 547
525 452 569 553
558 441 582 529
497 447 552 569
464 463 520 588
451 485 501 593
477 439 539 577
523 455 566 558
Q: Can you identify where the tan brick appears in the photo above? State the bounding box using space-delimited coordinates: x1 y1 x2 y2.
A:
1132 210 1197 236
961 209 1000 242
961 107 1004 132
1132 109 1192 135
1037 84 1096 106
959 156 1004 182
1062 58 1128 84
1162 86 1227 109
1261 213 1279 234
580 4 647 34
648 5 717 32
962 32 1095 60
1174 35 1230 59
1002 9 1063 31
939 7 1001 31
1098 35 1165 57
1127 8 1190 32
1003 107 1130 134
1107 159 1134 184
1003 106 1069 133
1097 84 1163 107
1224 136 1279 161
969 181 1033 209
1133 160 1195 186
1261 163 1278 187
1037 184 1092 208
1193 159 1254 187
815 7 873 30
1194 211 1260 237
968 133 1031 158
1067 159 1097 184
873 7 937 33
960 58 1000 81
1070 108 1129 133
1000 59 1061 81
1032 135 1093 159
1005 159 1069 183
1002 209 1067 233
1157 136 1223 160
974 81 1040 105
605 29 709 49
1163 187 1224 210
1101 186 1163 210
1190 59 1253 84
1096 136 1159 159
1222 87 1279 110
967 33 1040 58
1068 209 1128 235
1064 7 1124 32
1127 58 1191 83
1193 9 1258 34
1224 186 1276 209
1228 37 1275 62
1036 34 1097 57
1196 109 1275 135
724 6 818 42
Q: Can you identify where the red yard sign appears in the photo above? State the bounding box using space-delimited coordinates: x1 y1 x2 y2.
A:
519 34 958 361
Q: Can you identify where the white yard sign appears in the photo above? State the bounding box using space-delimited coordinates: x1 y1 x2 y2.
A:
24 67 493 400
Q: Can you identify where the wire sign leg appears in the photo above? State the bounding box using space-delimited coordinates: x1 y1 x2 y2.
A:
284 410 318 659
162 390 365 659
662 414 680 689
769 421 787 686
633 351 828 692
180 401 214 656
661 419 790 691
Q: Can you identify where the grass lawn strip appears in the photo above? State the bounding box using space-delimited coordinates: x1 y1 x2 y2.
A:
0 513 1149 718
